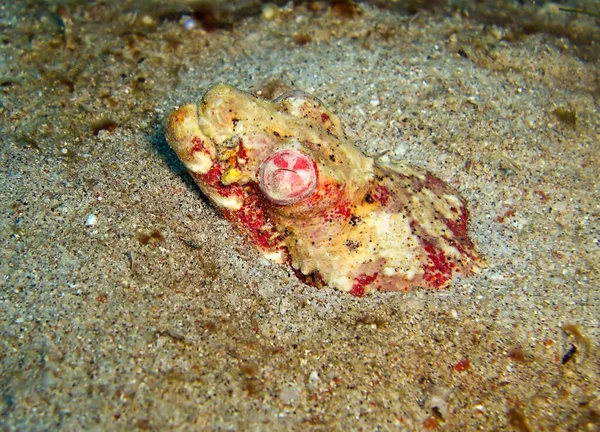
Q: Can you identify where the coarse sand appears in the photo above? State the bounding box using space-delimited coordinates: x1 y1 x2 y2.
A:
0 1 598 430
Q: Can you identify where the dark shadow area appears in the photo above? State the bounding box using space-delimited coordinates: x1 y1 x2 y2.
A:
146 116 213 208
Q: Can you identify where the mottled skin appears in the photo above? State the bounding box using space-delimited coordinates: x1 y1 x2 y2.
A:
166 84 481 296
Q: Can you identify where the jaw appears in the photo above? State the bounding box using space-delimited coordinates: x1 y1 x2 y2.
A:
166 103 216 176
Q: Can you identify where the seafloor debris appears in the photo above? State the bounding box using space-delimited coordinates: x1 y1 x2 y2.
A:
551 106 577 128
166 84 482 295
562 322 592 363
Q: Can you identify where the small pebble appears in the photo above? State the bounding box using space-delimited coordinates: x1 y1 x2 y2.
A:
140 14 156 27
183 16 197 30
85 214 97 226
279 383 300 404
307 370 321 390
262 3 280 20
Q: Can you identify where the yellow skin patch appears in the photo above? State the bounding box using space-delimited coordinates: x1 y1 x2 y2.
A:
166 84 482 296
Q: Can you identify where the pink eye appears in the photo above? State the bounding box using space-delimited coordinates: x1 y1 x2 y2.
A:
258 149 317 205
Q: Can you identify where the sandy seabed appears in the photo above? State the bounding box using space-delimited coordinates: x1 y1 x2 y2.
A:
0 1 598 430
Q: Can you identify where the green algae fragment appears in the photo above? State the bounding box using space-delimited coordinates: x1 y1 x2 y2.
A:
551 107 577 128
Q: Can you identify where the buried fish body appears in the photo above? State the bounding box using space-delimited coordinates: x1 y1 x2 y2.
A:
166 84 482 296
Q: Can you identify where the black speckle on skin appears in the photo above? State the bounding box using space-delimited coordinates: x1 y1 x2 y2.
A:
329 154 336 162
273 131 280 137
349 215 362 226
365 193 374 204
345 240 360 250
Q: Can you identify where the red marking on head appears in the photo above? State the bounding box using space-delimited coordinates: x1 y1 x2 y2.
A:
190 137 207 154
324 201 352 222
201 164 239 196
236 143 249 163
320 112 330 123
200 164 225 188
372 185 390 206
422 241 455 289
258 149 318 205
424 172 447 191
349 273 378 297
445 206 469 239
196 159 283 252
224 189 286 251
306 181 343 206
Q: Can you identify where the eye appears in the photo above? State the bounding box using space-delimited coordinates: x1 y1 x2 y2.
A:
258 149 317 205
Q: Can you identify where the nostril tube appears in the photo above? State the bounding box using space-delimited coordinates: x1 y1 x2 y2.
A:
258 149 317 205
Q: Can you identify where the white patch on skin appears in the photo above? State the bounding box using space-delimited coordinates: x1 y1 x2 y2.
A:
363 212 423 278
442 193 462 209
287 138 304 151
289 96 307 115
184 152 213 174
329 275 352 292
234 120 244 134
262 249 286 264
210 193 242 211
405 268 418 281
383 266 397 277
